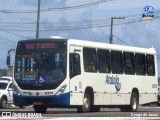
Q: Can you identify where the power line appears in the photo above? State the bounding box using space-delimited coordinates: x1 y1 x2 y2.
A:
97 34 109 42
0 10 159 41
42 0 114 12
0 5 35 22
0 18 154 31
0 35 17 43
0 28 28 38
0 0 114 13
113 34 131 46
0 12 159 31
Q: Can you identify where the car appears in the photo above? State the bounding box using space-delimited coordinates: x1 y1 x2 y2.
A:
0 76 13 108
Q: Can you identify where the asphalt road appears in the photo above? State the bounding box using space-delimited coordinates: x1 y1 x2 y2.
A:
0 105 159 119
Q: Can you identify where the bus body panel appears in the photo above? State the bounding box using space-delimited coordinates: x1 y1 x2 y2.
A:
70 92 83 105
12 77 71 107
13 92 70 107
69 73 157 105
68 40 158 106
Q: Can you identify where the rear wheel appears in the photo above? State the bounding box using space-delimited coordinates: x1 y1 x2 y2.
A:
130 92 138 112
0 97 7 109
120 92 138 112
34 105 47 114
77 93 91 113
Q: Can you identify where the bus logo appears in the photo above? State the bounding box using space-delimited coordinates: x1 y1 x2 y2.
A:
142 5 154 20
105 75 121 92
115 83 121 92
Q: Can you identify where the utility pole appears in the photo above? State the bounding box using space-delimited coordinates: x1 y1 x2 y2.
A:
109 17 125 44
36 0 41 39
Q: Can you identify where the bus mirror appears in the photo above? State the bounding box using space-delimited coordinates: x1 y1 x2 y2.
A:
6 49 15 66
6 55 10 66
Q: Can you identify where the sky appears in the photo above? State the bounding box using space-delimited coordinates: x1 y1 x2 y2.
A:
0 0 160 75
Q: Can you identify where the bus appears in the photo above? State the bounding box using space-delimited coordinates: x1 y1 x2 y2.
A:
7 38 158 113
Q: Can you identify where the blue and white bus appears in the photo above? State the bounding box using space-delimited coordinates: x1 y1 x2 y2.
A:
8 38 158 113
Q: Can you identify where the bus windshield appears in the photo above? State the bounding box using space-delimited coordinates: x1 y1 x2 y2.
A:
14 40 67 90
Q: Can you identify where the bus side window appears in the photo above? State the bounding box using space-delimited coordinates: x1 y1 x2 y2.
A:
97 49 111 73
111 51 123 74
146 55 155 76
83 48 97 72
135 53 146 75
70 53 81 78
123 52 135 75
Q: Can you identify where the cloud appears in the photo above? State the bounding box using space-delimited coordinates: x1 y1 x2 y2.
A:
120 20 160 47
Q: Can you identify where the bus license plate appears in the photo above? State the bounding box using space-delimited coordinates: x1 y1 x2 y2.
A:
33 101 43 105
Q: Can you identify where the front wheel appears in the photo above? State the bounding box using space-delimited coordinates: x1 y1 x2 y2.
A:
77 93 91 113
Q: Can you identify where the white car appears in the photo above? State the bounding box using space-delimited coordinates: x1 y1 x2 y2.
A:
0 77 13 108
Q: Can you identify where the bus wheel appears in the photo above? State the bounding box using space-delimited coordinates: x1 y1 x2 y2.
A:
120 92 138 112
77 93 91 113
130 92 138 112
34 105 47 114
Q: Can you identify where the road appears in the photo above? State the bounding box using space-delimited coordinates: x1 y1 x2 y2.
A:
0 105 159 119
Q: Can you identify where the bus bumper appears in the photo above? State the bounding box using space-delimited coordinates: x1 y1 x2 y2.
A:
13 92 70 107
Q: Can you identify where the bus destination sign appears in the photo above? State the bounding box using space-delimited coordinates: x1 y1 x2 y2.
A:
26 43 56 49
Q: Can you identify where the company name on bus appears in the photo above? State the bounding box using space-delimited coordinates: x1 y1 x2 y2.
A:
105 75 121 92
105 75 119 84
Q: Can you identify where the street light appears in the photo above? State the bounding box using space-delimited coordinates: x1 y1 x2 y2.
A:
109 16 125 44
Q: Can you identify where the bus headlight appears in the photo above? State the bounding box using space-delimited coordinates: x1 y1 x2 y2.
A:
12 84 21 96
56 84 67 95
